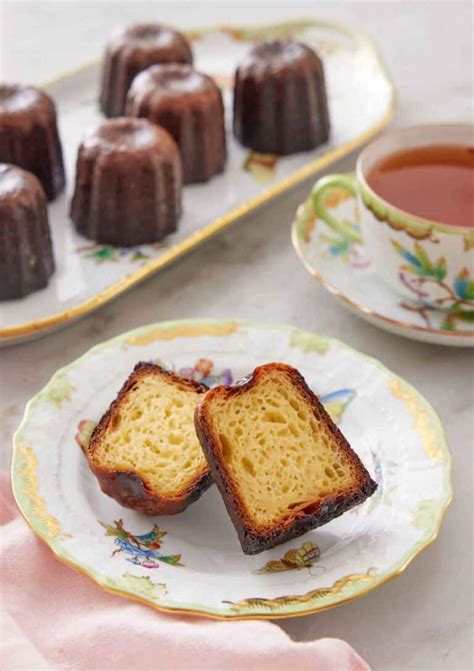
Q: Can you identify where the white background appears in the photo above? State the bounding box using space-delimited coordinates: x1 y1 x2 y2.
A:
1 2 473 670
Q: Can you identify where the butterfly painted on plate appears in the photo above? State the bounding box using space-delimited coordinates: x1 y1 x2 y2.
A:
320 388 356 425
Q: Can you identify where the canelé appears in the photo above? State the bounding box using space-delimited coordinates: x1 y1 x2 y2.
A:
70 117 182 246
0 84 65 200
126 64 226 184
233 39 330 155
100 23 193 117
0 163 55 300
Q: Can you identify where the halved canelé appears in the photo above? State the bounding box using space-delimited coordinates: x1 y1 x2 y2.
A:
195 362 377 554
85 362 212 514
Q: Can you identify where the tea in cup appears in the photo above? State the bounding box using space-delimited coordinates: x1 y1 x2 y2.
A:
311 124 474 309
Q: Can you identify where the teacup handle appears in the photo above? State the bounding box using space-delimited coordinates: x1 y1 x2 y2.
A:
310 172 362 243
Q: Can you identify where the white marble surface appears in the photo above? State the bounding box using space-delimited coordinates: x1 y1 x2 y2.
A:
1 2 473 670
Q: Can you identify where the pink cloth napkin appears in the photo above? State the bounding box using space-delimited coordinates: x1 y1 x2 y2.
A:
0 472 369 671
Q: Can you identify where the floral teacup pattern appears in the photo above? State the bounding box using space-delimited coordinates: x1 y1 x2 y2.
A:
310 125 474 310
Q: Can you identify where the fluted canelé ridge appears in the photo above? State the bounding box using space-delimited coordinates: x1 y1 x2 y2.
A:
99 23 193 118
70 117 182 247
0 84 65 201
0 163 55 300
126 64 226 184
233 39 330 155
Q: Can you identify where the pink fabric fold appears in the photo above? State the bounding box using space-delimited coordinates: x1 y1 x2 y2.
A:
0 472 370 671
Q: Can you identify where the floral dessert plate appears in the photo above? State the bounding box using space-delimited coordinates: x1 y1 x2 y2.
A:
292 190 474 347
0 19 395 347
12 319 452 619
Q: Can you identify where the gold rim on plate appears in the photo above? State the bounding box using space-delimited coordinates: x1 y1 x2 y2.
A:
12 319 452 620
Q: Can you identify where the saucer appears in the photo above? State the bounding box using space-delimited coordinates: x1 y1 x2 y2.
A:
292 190 474 347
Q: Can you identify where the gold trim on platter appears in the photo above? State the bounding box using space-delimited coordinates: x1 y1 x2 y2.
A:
0 19 396 344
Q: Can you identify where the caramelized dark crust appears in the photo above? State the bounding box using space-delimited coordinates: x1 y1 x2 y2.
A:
87 362 212 515
195 362 377 554
233 39 330 155
0 164 55 299
100 23 193 117
70 118 182 246
0 85 65 201
126 64 226 184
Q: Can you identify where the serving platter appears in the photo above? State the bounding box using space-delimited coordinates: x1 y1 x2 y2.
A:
12 319 452 619
292 188 474 346
0 20 395 346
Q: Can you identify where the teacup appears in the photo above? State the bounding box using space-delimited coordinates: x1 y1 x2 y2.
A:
311 124 474 310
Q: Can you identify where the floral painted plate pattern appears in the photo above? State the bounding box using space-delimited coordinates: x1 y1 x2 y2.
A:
292 190 474 346
12 319 452 619
0 20 395 346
